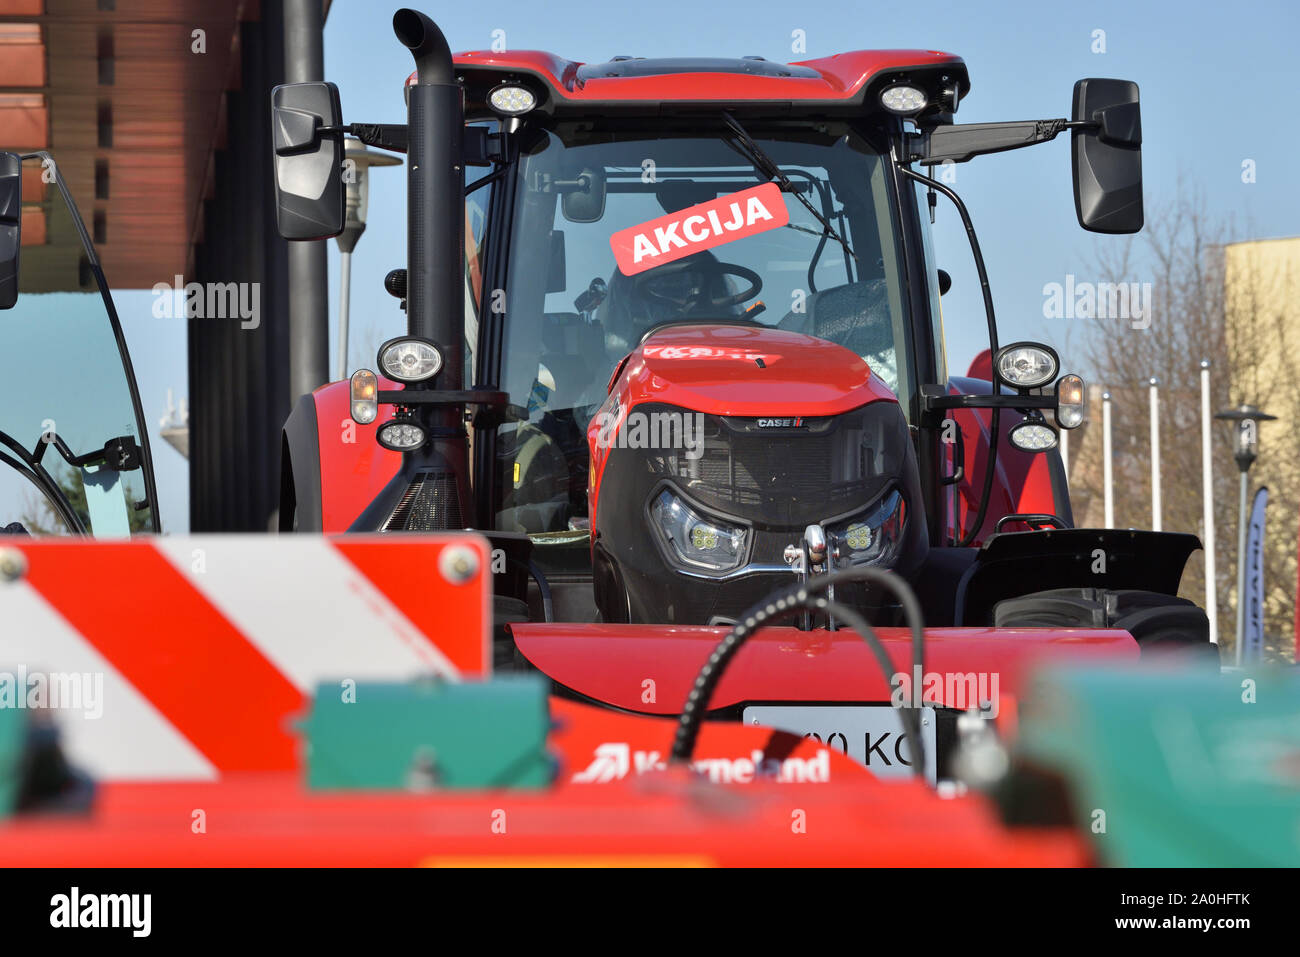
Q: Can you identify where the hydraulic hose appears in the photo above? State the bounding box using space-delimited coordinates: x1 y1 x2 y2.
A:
502 556 555 623
526 558 554 623
670 566 927 779
897 164 1001 548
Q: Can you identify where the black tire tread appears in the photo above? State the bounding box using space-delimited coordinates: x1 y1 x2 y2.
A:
994 586 1218 664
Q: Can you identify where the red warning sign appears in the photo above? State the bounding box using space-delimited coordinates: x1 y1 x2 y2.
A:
610 182 790 276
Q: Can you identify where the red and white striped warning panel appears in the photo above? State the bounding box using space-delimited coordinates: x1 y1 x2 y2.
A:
0 534 491 780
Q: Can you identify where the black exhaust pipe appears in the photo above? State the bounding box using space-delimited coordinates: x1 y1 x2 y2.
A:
393 8 463 357
393 8 454 85
352 10 469 532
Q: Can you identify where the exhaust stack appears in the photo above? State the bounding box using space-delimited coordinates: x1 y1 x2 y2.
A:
393 8 454 85
350 10 470 532
393 9 463 357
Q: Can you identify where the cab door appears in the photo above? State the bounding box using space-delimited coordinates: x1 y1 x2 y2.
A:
0 152 160 537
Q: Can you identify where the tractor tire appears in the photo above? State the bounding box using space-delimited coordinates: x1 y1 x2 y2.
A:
993 587 1220 666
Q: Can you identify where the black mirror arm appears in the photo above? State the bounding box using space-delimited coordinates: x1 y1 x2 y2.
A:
28 430 141 473
319 123 410 154
0 437 89 536
466 164 510 197
923 393 1057 413
318 122 508 166
915 119 1098 166
42 433 102 469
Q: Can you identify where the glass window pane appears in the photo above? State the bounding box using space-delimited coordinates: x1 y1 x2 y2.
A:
493 127 907 536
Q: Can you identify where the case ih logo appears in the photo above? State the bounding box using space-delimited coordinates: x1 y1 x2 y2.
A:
757 417 805 428
642 344 778 363
610 182 790 276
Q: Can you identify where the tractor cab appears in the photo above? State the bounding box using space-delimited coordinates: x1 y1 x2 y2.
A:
272 11 1184 640
438 63 964 622
490 120 913 546
0 153 160 538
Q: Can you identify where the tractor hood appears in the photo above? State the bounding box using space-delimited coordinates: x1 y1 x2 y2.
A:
510 623 1140 715
585 321 930 619
614 324 897 417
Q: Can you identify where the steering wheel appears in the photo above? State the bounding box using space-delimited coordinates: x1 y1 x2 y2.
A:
631 257 762 312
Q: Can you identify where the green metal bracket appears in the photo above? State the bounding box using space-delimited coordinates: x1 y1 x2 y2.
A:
304 674 553 791
0 704 24 817
1010 665 1300 866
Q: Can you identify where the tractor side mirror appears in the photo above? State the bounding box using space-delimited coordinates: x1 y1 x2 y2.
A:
561 167 607 223
0 151 21 310
1071 78 1143 234
271 82 345 240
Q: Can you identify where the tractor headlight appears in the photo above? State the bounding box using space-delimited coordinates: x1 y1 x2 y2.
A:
488 84 537 116
994 342 1059 390
828 489 906 566
880 84 928 115
378 336 443 383
649 489 749 573
1008 418 1059 452
376 419 427 451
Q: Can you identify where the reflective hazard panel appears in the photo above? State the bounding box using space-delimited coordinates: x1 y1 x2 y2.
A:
0 534 491 780
610 182 790 276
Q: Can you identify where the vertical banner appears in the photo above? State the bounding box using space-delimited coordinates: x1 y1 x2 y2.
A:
1243 486 1268 663
1295 508 1300 662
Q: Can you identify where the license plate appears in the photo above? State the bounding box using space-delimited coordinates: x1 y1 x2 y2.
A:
742 705 938 781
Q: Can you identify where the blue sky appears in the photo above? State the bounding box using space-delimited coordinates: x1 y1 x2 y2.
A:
0 292 154 534
107 289 189 532
320 0 1299 378
108 0 1300 532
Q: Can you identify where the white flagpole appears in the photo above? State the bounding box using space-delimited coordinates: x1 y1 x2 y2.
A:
337 250 353 382
1149 377 1162 531
1102 391 1114 529
1200 360 1217 645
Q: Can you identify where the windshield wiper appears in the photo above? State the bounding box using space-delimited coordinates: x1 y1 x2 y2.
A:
784 221 835 239
721 111 859 264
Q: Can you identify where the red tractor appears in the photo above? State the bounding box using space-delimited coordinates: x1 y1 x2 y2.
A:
271 10 1214 776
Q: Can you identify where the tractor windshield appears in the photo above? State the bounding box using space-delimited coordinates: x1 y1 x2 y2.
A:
495 125 911 536
0 156 158 538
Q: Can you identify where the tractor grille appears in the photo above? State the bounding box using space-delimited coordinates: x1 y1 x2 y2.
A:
690 431 833 502
637 402 908 528
384 471 464 531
